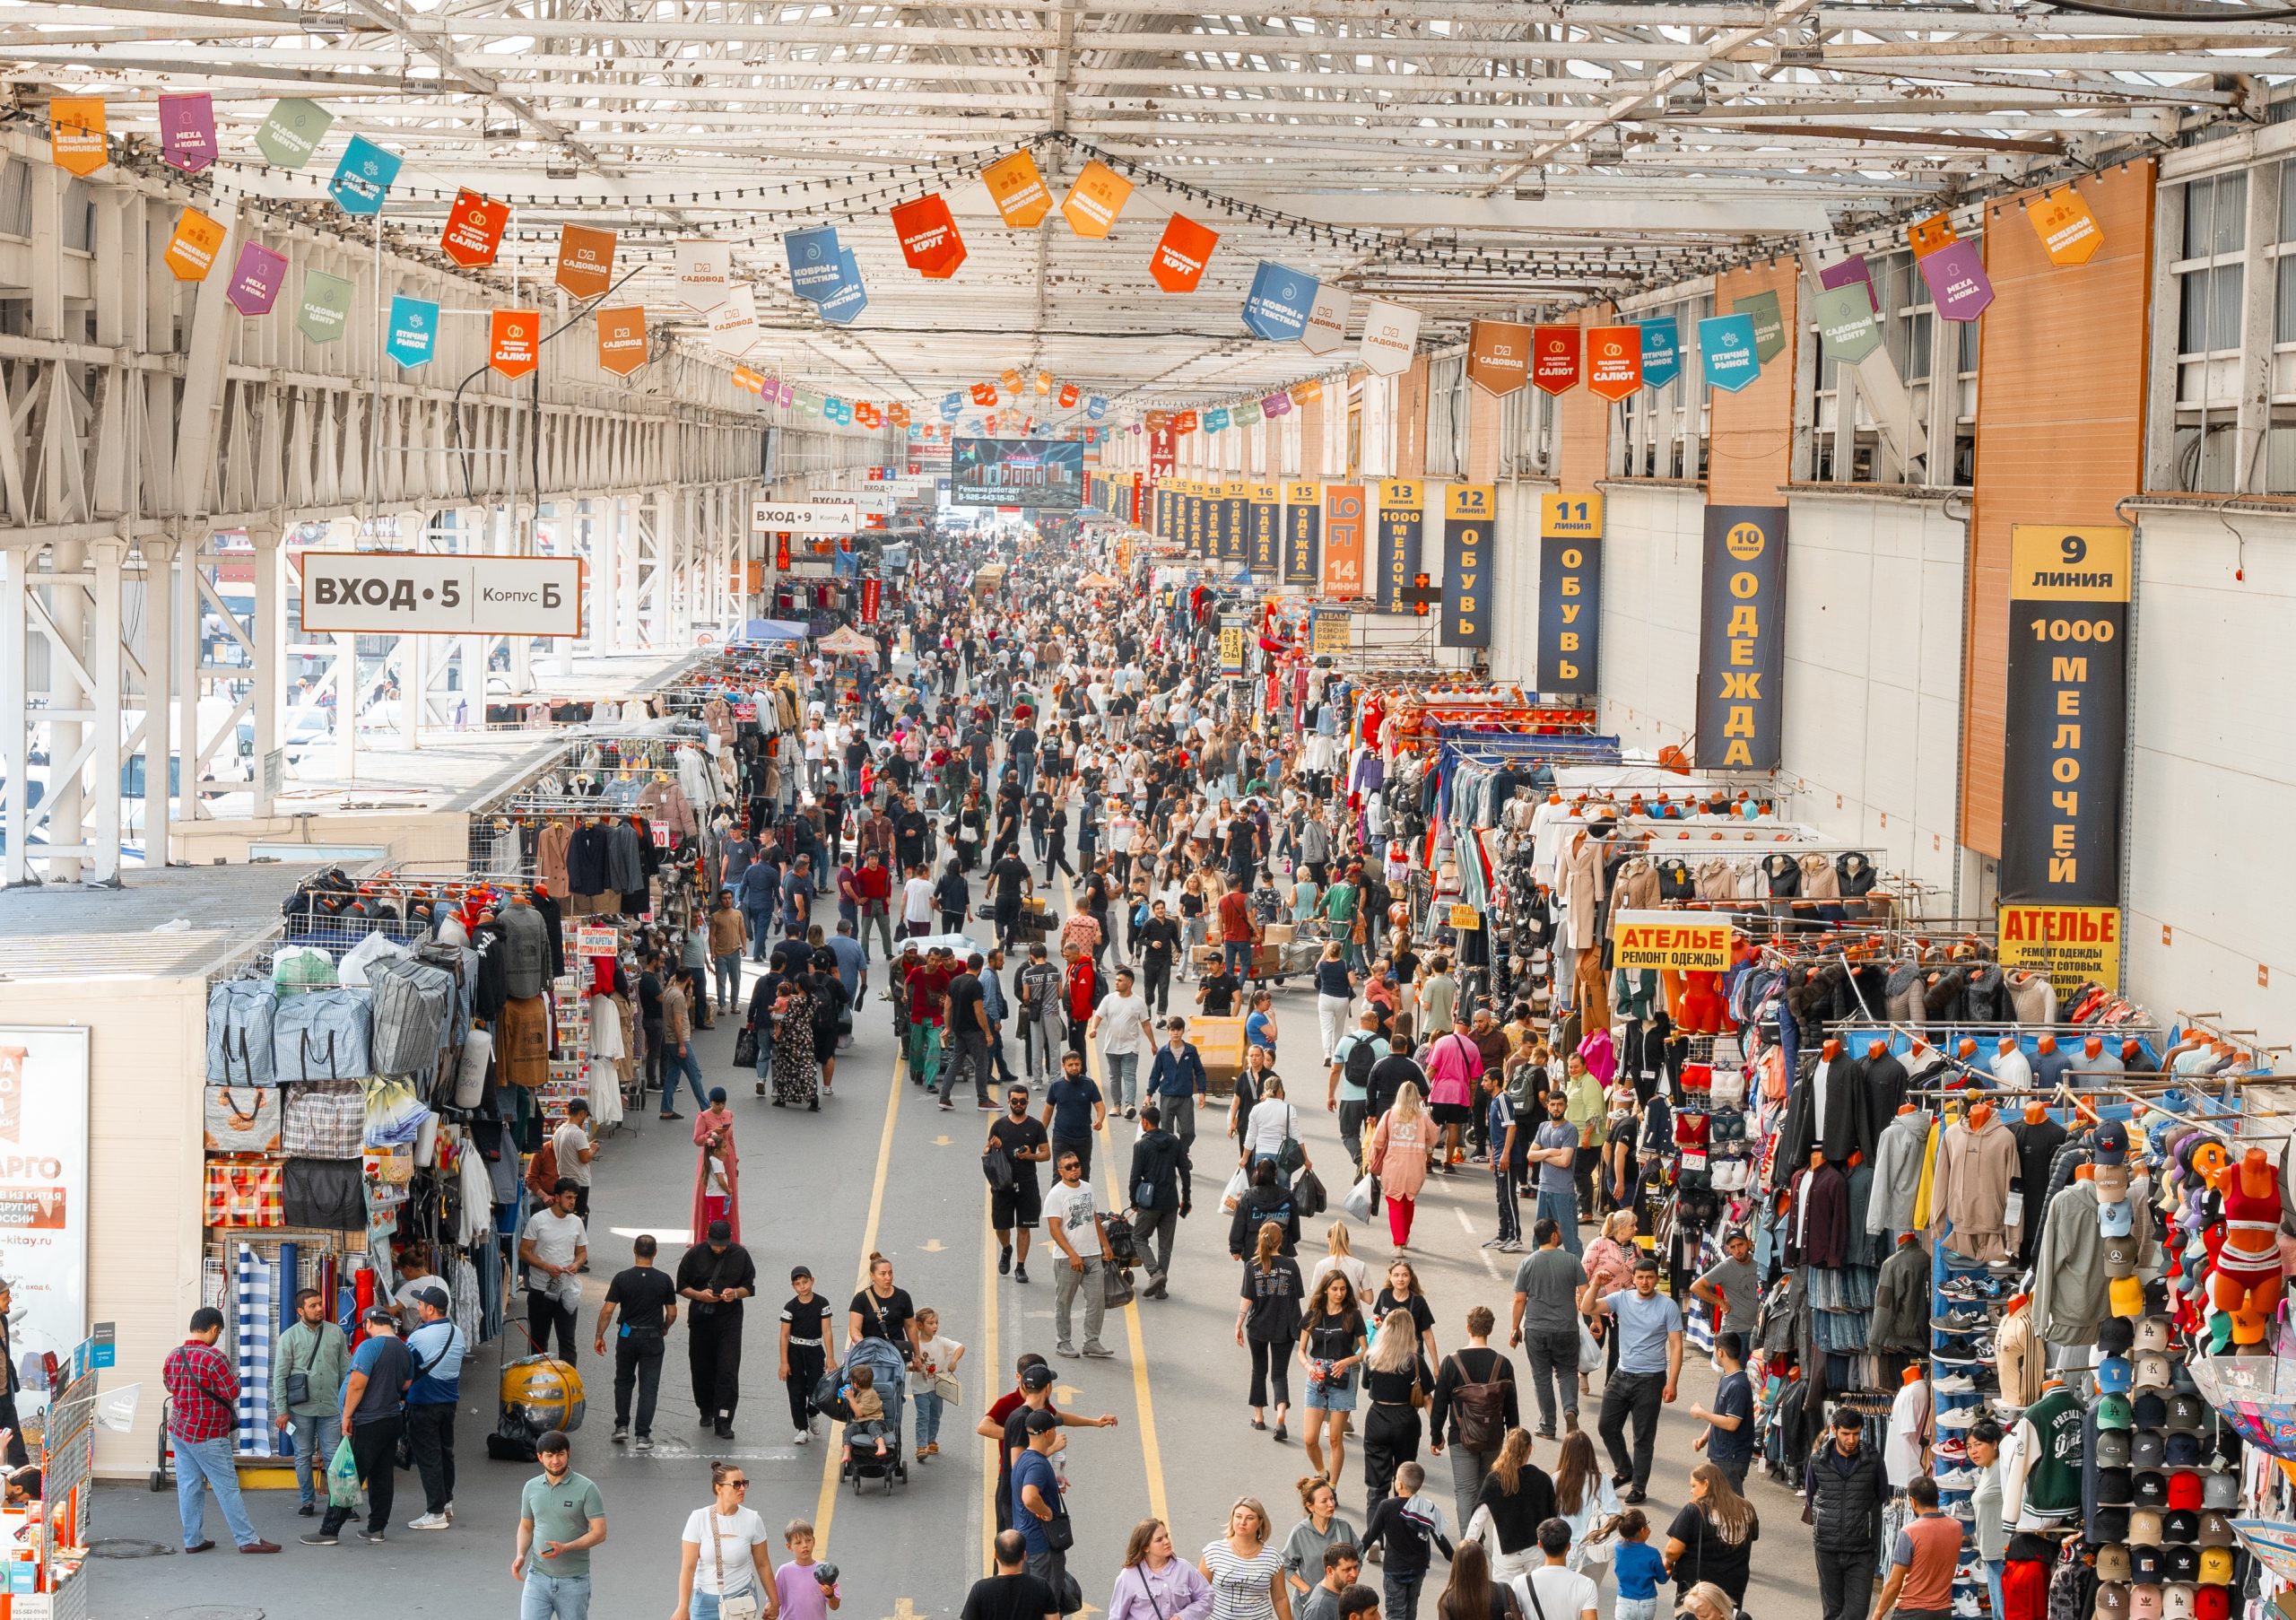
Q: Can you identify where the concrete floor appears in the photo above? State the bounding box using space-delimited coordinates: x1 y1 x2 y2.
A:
91 893 1831 1620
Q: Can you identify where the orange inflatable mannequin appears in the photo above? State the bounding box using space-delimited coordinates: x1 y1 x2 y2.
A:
2212 1146 2285 1345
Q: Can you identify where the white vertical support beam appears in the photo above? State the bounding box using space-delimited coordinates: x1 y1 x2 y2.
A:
1924 308 1958 486
455 506 483 728
170 204 241 518
250 525 283 816
175 525 203 822
2239 170 2277 492
88 539 122 884
47 544 87 884
502 504 532 691
399 508 426 749
143 539 173 867
28 164 63 341
0 553 26 887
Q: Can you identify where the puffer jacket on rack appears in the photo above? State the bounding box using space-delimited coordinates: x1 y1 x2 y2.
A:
2005 971 2057 1027
637 779 697 840
1695 860 1740 902
1611 857 1659 912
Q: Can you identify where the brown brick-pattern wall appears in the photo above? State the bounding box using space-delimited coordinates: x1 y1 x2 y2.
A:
1465 377 1502 483
1709 261 1798 506
1396 354 1430 478
1556 308 1614 492
1960 161 2154 857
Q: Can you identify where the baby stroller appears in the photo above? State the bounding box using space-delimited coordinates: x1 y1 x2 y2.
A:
815 1337 909 1494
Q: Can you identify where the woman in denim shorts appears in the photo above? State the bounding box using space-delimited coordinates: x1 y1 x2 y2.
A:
1296 1270 1368 1485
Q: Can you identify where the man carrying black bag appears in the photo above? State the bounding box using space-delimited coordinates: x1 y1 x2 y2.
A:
674 1221 755 1441
1123 1104 1191 1300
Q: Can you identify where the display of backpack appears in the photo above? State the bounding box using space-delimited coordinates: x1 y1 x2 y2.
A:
368 955 457 1077
272 988 372 1084
206 979 278 1086
1344 1034 1378 1092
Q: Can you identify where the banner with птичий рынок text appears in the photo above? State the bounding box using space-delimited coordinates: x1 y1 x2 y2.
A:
1694 505 1787 771
1536 493 1602 696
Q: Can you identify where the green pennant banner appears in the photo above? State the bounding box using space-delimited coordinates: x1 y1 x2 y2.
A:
257 97 335 170
296 268 355 343
1813 284 1881 364
1734 289 1785 364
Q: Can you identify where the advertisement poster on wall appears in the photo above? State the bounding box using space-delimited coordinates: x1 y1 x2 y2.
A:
0 1027 88 1415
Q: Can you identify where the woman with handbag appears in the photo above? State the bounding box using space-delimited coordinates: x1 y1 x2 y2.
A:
1659 1461 1758 1610
669 1459 773 1620
1358 1311 1433 1527
1109 1518 1214 1620
1237 1222 1304 1443
1366 1084 1434 1250
1549 1430 1622 1579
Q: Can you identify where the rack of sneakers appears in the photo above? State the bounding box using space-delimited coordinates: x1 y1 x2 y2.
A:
1929 1252 2024 1616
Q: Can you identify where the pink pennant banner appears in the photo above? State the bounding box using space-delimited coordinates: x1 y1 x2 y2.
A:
226 240 288 316
158 92 216 173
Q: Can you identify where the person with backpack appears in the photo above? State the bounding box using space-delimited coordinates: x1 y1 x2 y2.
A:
1428 1307 1520 1534
1328 1011 1383 1180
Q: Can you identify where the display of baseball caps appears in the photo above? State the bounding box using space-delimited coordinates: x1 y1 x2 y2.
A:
2098 1393 2136 1430
2098 1354 2135 1394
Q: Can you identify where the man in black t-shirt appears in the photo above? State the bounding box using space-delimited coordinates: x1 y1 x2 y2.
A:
1007 725 1040 794
1025 788 1055 863
1196 962 1240 1018
987 1086 1050 1282
1134 900 1180 1017
989 849 1035 948
893 801 932 873
965 1529 1057 1620
595 1233 678 1446
1367 1035 1427 1122
674 1221 756 1439
941 954 995 1110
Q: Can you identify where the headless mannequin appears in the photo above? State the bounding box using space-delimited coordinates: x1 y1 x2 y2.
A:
1866 1038 1909 1119
2211 1147 2286 1343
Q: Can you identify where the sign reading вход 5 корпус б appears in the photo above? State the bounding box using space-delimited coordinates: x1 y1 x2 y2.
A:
299 552 584 637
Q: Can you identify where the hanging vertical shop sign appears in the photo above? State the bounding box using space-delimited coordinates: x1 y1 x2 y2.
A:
161 207 227 282
1220 480 1250 562
556 224 617 298
709 283 759 353
1639 318 1681 389
1694 505 1788 770
785 227 843 302
256 97 333 170
1310 606 1350 656
1699 314 1761 392
1818 255 1880 314
1147 427 1174 478
1205 405 1232 435
328 135 401 215
818 250 868 326
227 241 288 316
1813 284 1882 363
384 294 438 368
1586 327 1642 401
158 92 217 173
1998 522 2131 917
1190 483 1209 557
1283 481 1320 584
675 239 732 311
860 577 883 623
1536 492 1603 695
1219 613 1248 676
1439 483 1493 649
1322 484 1367 597
1248 482 1281 575
1376 479 1424 612
1468 319 1532 396
890 193 966 277
0 1029 91 1387
1360 300 1420 376
982 150 1052 228
1735 289 1786 364
440 188 509 268
596 306 647 375
1261 391 1292 419
490 309 540 379
1533 325 1582 395
1061 160 1133 238
1300 286 1352 355
2027 187 2103 266
1910 213 1996 321
1243 264 1318 342
1150 213 1218 292
1232 397 1262 429
48 98 106 177
296 269 355 343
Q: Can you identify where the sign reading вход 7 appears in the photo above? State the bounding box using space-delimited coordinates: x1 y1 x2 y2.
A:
299 552 584 637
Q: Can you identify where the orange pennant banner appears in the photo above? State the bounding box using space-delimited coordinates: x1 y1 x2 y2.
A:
1060 160 1133 239
49 97 107 177
888 402 911 427
2027 187 2104 266
1150 213 1219 293
441 188 509 268
491 309 540 379
556 224 618 299
890 193 966 277
1289 379 1323 405
999 368 1023 394
731 364 765 394
1908 212 1958 260
982 151 1052 229
596 306 647 376
971 382 999 406
1033 370 1054 396
1586 325 1642 402
162 206 228 282
1058 383 1080 408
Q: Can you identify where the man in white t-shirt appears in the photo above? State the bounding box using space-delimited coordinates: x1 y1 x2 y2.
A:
901 866 937 936
1087 968 1155 1119
550 1100 598 1223
518 1182 588 1363
1512 1518 1599 1620
1040 1151 1113 1360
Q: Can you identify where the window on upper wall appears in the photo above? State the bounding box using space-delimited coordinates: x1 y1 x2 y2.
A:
2178 170 2246 357
1423 353 1467 478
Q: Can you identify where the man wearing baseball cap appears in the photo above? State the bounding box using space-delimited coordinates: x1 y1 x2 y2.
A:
404 1285 465 1531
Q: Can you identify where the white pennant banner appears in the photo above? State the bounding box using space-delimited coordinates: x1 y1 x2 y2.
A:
1359 299 1420 375
709 283 758 353
1300 285 1352 356
675 239 732 312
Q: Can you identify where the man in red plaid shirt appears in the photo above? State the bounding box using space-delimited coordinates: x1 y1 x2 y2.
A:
161 1307 279 1554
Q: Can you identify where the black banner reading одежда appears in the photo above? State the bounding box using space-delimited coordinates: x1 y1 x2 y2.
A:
1536 492 1603 696
1694 504 1788 770
1248 483 1280 575
1283 481 1319 584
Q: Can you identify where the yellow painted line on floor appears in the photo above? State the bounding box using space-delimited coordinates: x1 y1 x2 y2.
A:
813 1043 908 1555
1065 872 1171 1531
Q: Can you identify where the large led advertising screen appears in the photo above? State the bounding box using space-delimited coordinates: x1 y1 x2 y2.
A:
952 437 1085 510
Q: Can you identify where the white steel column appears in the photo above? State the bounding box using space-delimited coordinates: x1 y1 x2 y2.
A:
142 539 173 867
0 553 25 887
46 544 87 885
88 539 123 884
251 526 285 814
175 527 203 823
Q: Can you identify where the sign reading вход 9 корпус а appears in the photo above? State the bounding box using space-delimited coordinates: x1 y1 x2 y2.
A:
299 552 584 637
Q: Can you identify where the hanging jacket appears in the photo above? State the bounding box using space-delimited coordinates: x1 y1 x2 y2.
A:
500 902 551 1001
1835 852 1879 897
535 822 573 895
1866 1109 1933 1235
1798 852 1840 901
604 821 646 895
1866 1241 1930 1352
2005 971 2057 1027
567 823 611 896
1928 1113 2022 1261
1962 965 2007 1023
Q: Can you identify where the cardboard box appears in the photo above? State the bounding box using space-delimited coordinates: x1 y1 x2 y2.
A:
1191 1015 1248 1094
1263 922 1294 946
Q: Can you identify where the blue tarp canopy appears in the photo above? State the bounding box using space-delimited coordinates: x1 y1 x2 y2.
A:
733 619 812 643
